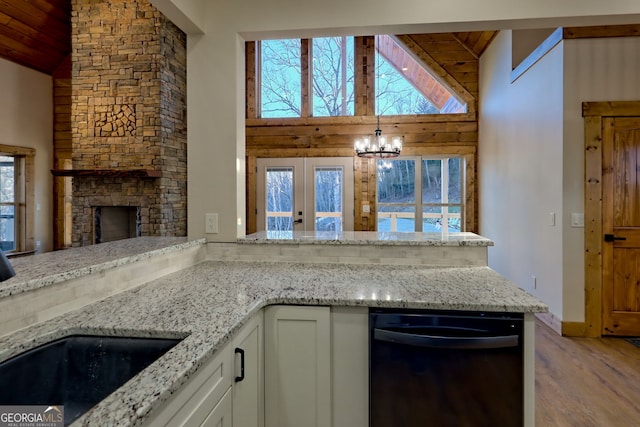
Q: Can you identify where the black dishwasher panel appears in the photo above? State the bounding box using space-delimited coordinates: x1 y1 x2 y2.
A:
370 308 524 427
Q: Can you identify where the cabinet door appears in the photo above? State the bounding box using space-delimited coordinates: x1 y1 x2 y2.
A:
232 312 264 427
264 305 331 427
201 387 233 427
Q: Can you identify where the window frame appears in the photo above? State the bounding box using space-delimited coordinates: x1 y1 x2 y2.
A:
0 144 35 254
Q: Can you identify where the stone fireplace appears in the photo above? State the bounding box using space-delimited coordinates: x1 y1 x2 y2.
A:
66 0 187 246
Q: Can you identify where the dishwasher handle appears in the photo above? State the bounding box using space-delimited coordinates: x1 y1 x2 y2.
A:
374 328 519 350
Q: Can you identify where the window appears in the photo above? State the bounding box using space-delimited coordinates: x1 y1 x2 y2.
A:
311 37 355 117
259 37 355 118
0 146 33 253
375 35 466 115
261 39 302 118
377 157 463 232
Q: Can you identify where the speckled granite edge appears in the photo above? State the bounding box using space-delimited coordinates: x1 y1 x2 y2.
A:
238 231 494 246
0 237 205 299
0 260 546 427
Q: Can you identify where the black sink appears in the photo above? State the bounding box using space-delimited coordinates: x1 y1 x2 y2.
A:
0 335 181 425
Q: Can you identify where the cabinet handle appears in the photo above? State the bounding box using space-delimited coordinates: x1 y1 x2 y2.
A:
234 348 245 382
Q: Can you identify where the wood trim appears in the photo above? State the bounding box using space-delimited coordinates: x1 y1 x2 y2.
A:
584 114 604 337
246 156 257 234
50 169 162 178
511 27 563 83
301 39 310 118
562 321 588 337
450 33 479 60
582 101 640 337
564 24 640 39
245 41 257 119
247 112 476 127
583 101 640 117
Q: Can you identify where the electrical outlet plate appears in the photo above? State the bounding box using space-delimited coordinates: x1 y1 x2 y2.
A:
205 213 219 234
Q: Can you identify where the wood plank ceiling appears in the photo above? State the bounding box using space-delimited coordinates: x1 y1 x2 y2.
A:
0 0 495 78
0 0 71 75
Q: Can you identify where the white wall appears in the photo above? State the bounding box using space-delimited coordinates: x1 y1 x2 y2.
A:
151 0 640 242
480 34 640 324
0 58 53 253
479 31 565 317
562 36 640 322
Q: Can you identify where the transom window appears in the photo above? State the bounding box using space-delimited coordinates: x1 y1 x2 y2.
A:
258 35 466 119
377 157 464 232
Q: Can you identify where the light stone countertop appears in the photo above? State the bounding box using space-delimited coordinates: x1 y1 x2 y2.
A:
239 231 494 246
0 259 547 427
0 237 204 298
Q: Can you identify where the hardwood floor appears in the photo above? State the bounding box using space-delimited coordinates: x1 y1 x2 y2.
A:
535 320 640 426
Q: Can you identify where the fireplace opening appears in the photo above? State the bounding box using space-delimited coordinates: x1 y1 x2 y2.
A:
94 206 141 244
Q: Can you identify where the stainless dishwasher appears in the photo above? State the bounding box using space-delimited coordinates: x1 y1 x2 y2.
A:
369 308 524 427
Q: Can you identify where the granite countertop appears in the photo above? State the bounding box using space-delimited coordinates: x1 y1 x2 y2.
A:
239 230 494 246
0 259 546 427
0 237 204 298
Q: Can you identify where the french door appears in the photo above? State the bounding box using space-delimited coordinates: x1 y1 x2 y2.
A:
256 158 354 232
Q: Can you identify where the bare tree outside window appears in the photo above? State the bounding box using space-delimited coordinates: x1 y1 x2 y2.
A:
261 39 302 118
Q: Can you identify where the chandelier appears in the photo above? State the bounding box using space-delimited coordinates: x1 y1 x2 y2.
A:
354 115 403 158
354 35 403 159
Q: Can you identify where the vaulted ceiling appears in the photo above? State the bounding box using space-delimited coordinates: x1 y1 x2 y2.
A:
0 0 71 75
0 0 496 77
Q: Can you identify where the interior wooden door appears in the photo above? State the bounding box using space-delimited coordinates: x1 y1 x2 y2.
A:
602 117 640 336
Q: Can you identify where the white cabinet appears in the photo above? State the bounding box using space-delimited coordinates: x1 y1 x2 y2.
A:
201 387 233 427
144 312 263 427
264 305 331 427
331 306 369 427
232 312 264 427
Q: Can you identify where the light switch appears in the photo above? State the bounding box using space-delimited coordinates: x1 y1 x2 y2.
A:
549 212 555 227
571 213 584 228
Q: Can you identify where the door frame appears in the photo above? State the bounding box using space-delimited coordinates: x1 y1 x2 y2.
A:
582 101 640 337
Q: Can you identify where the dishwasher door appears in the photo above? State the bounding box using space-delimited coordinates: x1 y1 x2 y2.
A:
369 309 524 427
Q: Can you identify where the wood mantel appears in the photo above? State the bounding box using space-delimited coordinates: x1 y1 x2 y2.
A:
50 169 162 178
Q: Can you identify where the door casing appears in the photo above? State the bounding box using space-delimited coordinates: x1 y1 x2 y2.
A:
582 101 640 337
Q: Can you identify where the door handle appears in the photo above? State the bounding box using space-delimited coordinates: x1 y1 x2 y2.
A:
604 234 626 242
294 219 303 224
234 348 245 382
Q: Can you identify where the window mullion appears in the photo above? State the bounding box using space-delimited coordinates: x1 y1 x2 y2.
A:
415 157 422 232
441 159 450 231
301 39 310 118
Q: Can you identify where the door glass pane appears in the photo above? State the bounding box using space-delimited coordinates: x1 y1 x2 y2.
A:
266 167 294 231
377 159 415 203
377 206 415 232
315 167 343 232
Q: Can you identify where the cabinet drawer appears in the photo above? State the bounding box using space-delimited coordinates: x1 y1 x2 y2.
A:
144 341 233 427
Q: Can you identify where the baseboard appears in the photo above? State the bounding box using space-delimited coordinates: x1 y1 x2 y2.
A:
535 312 562 335
536 312 590 337
561 321 588 337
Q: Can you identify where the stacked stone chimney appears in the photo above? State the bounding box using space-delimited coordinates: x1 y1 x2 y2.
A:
70 0 187 246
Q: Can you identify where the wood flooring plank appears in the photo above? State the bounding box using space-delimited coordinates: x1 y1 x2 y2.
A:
535 319 640 426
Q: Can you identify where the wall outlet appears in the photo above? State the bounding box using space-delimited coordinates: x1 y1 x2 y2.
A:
205 213 219 234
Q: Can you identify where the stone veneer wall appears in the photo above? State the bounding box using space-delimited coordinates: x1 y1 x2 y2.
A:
70 0 187 246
